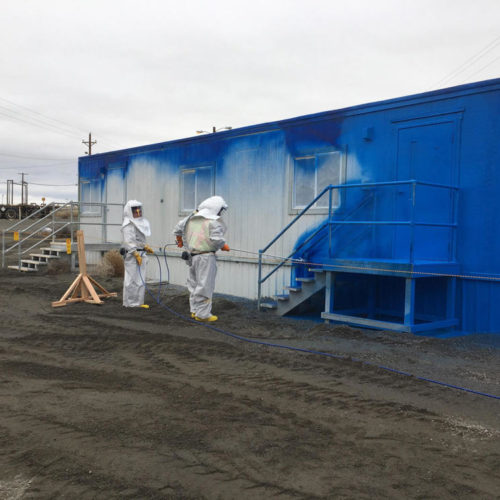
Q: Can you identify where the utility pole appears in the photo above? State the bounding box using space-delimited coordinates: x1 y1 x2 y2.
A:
18 172 28 205
82 132 97 155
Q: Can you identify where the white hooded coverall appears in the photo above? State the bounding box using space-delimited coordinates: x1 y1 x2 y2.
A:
122 200 151 307
174 196 228 319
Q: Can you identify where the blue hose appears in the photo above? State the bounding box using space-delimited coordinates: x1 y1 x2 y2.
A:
137 255 500 401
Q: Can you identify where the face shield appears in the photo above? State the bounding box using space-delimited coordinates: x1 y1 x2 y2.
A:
131 206 142 218
122 200 151 236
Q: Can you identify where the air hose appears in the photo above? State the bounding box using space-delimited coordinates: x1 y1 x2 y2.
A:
136 254 500 401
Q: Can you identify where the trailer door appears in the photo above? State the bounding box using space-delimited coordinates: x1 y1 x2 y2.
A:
394 112 461 261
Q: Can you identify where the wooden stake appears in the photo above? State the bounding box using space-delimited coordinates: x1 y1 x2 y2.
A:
52 230 117 307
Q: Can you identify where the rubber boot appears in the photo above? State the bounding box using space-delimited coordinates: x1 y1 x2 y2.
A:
195 315 218 322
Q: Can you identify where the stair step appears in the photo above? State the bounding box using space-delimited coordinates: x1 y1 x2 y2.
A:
8 265 37 272
285 286 302 292
49 242 68 250
274 294 290 301
40 247 65 255
21 259 45 266
30 253 59 260
296 277 315 283
309 268 325 273
260 302 277 309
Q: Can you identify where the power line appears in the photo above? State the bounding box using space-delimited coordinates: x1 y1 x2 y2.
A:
0 108 82 141
428 34 500 90
459 54 500 84
0 151 74 161
0 96 87 135
0 161 76 170
29 182 78 186
0 95 127 150
0 102 83 137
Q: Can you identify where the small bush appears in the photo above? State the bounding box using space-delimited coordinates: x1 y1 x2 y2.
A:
96 250 124 277
47 258 70 275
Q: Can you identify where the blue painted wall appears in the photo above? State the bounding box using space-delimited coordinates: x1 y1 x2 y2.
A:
79 78 500 335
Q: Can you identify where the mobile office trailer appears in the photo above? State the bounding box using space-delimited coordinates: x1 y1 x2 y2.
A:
79 78 500 336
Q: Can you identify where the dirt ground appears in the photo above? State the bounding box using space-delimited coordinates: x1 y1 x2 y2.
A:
0 230 499 498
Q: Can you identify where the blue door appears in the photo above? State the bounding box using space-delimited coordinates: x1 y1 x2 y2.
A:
394 115 460 261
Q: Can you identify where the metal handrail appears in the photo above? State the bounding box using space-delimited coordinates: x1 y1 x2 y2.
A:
2 201 76 268
1 201 125 269
259 191 377 286
5 201 57 231
257 179 459 307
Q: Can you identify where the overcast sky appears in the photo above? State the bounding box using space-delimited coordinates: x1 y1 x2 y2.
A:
1 0 499 203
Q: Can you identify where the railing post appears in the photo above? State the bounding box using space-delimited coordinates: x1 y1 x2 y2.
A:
409 181 416 264
77 200 81 233
18 231 22 270
51 203 55 243
70 202 74 244
257 250 263 310
452 188 459 261
1 231 5 268
328 187 333 258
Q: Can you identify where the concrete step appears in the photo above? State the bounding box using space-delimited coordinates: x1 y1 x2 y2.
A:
8 265 37 272
30 253 59 261
21 259 44 267
49 241 69 251
40 247 65 256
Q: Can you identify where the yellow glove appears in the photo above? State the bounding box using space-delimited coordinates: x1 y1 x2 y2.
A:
144 245 154 254
133 251 142 266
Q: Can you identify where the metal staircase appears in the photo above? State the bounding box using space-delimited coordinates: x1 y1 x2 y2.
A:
261 271 327 316
2 201 125 273
7 242 67 272
258 180 460 334
2 201 76 272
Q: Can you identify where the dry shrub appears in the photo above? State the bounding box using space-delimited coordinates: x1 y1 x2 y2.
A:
47 258 70 275
96 250 124 277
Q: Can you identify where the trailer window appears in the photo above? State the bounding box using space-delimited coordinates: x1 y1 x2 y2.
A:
291 150 343 213
180 165 214 213
80 179 102 216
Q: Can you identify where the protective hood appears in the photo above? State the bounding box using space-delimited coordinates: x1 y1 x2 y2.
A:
196 196 228 220
122 199 151 236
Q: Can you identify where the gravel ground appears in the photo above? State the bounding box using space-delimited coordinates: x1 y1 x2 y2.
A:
0 220 499 499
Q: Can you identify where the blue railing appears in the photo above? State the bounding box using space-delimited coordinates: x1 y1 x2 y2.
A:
257 180 459 308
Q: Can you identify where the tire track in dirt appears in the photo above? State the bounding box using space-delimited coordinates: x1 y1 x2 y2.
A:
2 327 499 498
0 366 327 498
1 273 499 498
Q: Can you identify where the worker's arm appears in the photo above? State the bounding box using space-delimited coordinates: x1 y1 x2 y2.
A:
209 220 228 251
173 215 191 247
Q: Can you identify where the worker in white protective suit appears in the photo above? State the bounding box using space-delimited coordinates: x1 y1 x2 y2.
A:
173 195 229 321
121 200 154 308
